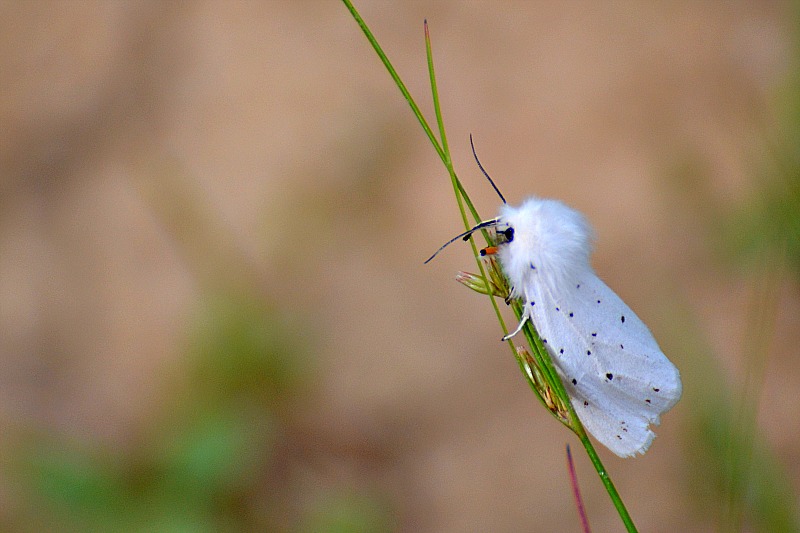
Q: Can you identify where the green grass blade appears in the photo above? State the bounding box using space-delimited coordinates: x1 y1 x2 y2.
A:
341 0 444 163
420 19 511 344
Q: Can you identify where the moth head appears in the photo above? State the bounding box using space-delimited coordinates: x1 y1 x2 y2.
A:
477 222 513 258
493 198 595 281
496 225 515 245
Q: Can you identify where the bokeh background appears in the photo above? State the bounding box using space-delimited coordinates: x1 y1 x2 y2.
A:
2 2 799 531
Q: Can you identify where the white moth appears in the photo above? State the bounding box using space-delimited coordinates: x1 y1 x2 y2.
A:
493 197 682 457
429 195 682 457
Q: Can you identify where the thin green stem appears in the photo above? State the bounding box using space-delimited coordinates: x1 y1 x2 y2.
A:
722 248 783 532
426 20 450 171
422 20 508 339
580 432 637 532
343 1 483 232
341 0 445 163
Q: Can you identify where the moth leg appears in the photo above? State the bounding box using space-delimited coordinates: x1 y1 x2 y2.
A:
502 311 530 341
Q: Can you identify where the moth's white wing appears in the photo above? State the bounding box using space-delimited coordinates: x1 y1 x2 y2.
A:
524 271 682 457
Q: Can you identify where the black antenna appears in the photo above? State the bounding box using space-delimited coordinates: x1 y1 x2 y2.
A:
423 218 499 264
470 134 506 204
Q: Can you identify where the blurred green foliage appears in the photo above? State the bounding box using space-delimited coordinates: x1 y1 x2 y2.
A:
5 294 393 532
723 7 800 281
685 8 800 531
723 136 800 281
689 393 800 533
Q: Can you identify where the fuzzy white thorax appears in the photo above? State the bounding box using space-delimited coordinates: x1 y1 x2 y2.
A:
496 197 594 299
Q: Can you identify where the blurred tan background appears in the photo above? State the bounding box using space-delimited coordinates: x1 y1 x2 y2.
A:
1 2 799 532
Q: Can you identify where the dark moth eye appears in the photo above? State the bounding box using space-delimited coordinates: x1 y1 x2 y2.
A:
502 227 514 243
